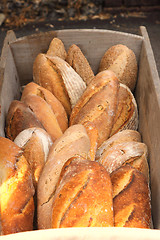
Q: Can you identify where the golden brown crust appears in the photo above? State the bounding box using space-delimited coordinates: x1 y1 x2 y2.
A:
110 83 138 136
111 165 151 228
99 44 138 91
37 124 91 229
66 44 94 85
5 100 44 141
46 37 67 60
21 82 68 133
33 53 71 116
22 94 63 142
14 127 53 188
70 70 119 147
51 156 114 228
0 137 35 235
96 130 149 181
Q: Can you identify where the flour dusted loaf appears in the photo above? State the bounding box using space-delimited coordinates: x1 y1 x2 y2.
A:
70 70 138 147
96 129 149 181
51 155 114 228
99 44 138 91
0 137 35 235
14 127 53 188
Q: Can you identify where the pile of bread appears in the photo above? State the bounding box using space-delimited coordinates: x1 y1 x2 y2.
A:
0 37 152 235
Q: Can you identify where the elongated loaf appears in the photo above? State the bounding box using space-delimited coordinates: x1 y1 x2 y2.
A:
14 127 53 188
37 124 91 229
70 70 138 147
96 130 149 181
0 137 35 235
111 165 151 228
51 156 114 228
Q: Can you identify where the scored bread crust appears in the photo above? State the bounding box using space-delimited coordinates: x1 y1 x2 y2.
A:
21 82 68 133
111 165 151 228
51 156 114 228
66 44 94 85
37 124 91 229
14 127 53 187
0 137 35 235
5 100 44 141
33 53 71 116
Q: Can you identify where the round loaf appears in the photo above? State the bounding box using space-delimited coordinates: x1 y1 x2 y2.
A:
0 137 35 235
51 156 114 228
99 44 138 91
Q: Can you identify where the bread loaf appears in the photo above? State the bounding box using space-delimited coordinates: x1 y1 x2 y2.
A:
66 44 94 85
21 82 68 133
33 55 86 115
46 37 67 60
14 127 53 187
111 165 151 228
51 155 114 228
0 137 35 235
6 82 68 142
37 124 91 229
96 130 149 181
99 44 138 91
70 70 138 147
5 100 44 141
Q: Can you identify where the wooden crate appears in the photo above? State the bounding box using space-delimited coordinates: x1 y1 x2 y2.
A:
0 26 160 239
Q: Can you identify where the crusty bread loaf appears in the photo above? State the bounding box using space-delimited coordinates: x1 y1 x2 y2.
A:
51 155 114 228
37 124 91 229
6 82 68 143
33 54 86 115
111 165 151 228
21 82 68 133
46 37 67 60
66 44 94 85
0 137 35 235
5 100 44 141
96 129 149 181
99 44 138 91
70 70 138 147
14 127 53 187
33 53 71 115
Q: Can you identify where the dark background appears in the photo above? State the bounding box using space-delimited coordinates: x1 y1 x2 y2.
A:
0 0 160 76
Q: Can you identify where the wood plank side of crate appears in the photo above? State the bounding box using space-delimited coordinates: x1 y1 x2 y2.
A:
135 26 160 229
0 30 21 137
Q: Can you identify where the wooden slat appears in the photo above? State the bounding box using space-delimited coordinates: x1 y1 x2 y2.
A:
0 30 20 137
135 26 160 229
